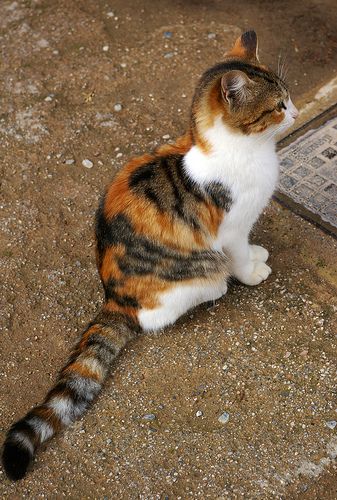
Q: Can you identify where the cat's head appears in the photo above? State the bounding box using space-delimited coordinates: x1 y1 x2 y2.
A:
191 30 298 148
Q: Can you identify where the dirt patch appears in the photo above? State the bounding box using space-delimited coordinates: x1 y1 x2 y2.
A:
0 0 336 497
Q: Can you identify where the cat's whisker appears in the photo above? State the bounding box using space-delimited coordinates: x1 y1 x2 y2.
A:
277 55 281 78
278 53 289 84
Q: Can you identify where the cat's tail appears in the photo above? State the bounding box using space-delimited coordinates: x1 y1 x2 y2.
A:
2 309 137 481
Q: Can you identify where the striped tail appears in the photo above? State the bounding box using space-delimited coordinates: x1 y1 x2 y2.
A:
2 310 137 481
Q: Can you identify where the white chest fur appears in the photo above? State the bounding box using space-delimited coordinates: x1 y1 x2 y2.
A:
184 117 279 249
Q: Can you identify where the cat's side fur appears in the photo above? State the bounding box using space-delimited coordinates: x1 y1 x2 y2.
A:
2 30 298 480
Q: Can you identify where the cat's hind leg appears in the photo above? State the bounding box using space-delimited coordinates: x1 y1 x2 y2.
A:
138 279 228 332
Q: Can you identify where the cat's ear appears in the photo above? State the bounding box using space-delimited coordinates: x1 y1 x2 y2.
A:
221 70 253 107
227 30 259 62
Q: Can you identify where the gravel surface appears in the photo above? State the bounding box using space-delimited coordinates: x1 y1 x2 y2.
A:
0 0 336 498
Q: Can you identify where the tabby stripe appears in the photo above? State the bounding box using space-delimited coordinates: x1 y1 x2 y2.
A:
161 157 183 206
9 432 35 455
8 419 37 444
27 416 54 443
86 332 120 361
104 281 139 308
97 212 227 279
244 107 276 127
162 157 199 226
202 60 278 86
143 186 162 209
129 162 156 187
175 157 205 202
66 375 101 400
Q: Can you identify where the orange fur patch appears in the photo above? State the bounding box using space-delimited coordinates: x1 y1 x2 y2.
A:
115 275 170 309
104 152 155 220
104 300 138 320
33 405 62 432
62 360 102 382
197 201 223 237
78 324 102 351
227 37 248 59
100 244 125 282
156 133 192 156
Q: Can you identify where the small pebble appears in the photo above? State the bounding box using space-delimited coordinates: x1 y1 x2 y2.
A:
143 414 156 421
196 410 203 417
65 159 75 165
218 412 230 424
116 153 123 158
114 103 122 112
82 159 93 169
208 33 216 39
162 134 170 140
164 31 173 38
107 11 114 17
52 49 59 55
103 45 109 52
164 52 174 59
37 38 49 48
326 420 337 430
44 95 53 102
106 438 112 444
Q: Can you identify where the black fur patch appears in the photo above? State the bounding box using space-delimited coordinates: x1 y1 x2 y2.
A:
2 441 33 481
205 182 232 211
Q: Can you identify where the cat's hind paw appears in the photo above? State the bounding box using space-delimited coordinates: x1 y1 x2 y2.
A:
249 245 269 263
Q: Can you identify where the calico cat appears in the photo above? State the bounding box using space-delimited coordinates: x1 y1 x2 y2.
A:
2 30 298 480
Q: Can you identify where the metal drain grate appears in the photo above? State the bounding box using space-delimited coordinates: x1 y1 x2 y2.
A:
277 115 337 234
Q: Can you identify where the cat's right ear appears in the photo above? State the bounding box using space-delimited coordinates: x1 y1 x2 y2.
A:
221 70 253 108
226 30 259 62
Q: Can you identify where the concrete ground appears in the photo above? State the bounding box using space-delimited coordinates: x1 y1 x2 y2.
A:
0 0 336 497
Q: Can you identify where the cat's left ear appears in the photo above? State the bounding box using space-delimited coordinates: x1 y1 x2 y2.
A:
221 70 254 107
226 30 259 62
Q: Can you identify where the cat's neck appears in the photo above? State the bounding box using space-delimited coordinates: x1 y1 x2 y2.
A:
184 115 279 188
202 115 277 156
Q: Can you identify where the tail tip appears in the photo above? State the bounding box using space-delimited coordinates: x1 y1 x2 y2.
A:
2 441 33 481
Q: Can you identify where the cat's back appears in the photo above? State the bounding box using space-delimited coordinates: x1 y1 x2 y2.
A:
94 142 223 271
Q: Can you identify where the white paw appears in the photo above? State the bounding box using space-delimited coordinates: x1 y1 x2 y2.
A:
249 245 269 263
238 261 272 286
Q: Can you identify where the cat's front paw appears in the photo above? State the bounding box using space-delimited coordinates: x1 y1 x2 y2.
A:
249 245 269 263
236 261 272 286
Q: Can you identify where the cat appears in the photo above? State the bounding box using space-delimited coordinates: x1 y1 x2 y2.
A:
2 30 298 480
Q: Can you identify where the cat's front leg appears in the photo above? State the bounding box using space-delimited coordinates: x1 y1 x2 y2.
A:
249 244 269 263
226 237 271 286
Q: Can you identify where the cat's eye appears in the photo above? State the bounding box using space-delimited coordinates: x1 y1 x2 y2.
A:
277 101 287 112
